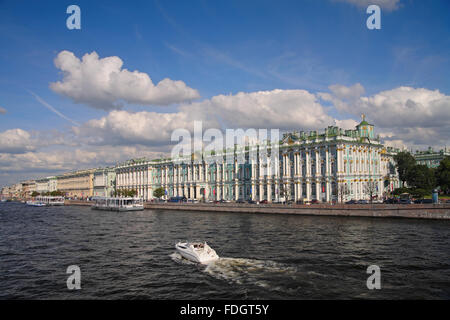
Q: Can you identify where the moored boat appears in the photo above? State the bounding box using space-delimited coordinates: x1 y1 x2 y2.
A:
91 197 144 211
37 196 65 206
26 200 46 207
175 241 219 264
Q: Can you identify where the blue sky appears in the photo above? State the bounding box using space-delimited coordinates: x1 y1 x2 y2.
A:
0 0 449 186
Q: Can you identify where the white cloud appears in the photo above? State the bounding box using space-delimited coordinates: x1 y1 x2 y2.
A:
0 106 6 114
334 119 359 130
205 89 334 130
325 84 450 148
50 51 200 110
328 83 365 101
0 129 36 154
333 0 401 11
75 109 217 146
75 89 337 147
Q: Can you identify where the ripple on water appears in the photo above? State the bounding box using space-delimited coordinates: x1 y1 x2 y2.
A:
0 203 449 299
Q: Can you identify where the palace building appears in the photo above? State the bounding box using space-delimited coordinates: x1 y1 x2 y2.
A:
115 117 400 203
413 147 450 168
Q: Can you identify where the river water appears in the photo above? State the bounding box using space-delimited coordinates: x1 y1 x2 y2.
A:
0 202 449 299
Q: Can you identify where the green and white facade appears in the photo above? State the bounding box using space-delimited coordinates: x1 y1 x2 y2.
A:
115 118 400 202
413 147 450 168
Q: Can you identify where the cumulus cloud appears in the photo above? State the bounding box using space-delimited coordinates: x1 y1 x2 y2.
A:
334 119 359 130
0 106 6 114
325 84 450 148
75 89 338 147
333 0 401 11
204 89 334 130
0 129 36 154
50 51 200 110
75 109 217 146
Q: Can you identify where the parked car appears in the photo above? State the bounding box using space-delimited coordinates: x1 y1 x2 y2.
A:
259 199 268 204
345 199 358 204
236 199 246 204
414 198 433 204
357 200 369 204
399 198 412 204
310 199 320 204
383 198 398 204
247 200 257 204
168 196 187 203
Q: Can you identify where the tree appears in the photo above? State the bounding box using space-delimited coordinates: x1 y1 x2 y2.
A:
363 181 378 204
407 164 436 192
392 187 410 196
31 191 40 197
126 189 137 197
115 189 137 197
411 188 428 199
153 187 165 199
393 151 416 187
50 190 65 196
436 156 450 194
337 183 350 203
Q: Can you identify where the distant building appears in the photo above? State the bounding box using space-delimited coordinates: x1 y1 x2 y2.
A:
57 169 95 199
413 147 450 168
35 176 58 194
35 177 50 194
93 167 116 197
1 186 12 199
21 180 36 199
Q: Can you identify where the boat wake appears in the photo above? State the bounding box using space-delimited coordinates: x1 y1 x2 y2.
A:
171 251 302 292
170 252 197 265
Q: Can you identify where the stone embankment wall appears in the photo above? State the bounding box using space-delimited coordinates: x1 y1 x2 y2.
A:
144 202 450 220
64 200 450 220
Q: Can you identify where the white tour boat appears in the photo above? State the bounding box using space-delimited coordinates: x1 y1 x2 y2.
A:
26 200 46 207
91 197 144 211
175 241 219 264
37 196 65 206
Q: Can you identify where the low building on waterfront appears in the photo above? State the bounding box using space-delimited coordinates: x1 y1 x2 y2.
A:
93 167 116 197
21 180 36 199
35 176 58 195
413 147 449 168
57 169 95 199
115 117 400 203
1 185 13 199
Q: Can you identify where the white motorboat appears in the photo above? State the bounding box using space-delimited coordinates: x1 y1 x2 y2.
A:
175 241 219 264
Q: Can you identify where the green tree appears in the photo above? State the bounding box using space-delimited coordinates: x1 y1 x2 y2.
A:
31 191 40 197
436 156 450 194
153 187 165 199
50 190 64 196
126 189 137 197
392 187 410 196
411 188 428 199
394 151 416 187
407 164 436 192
